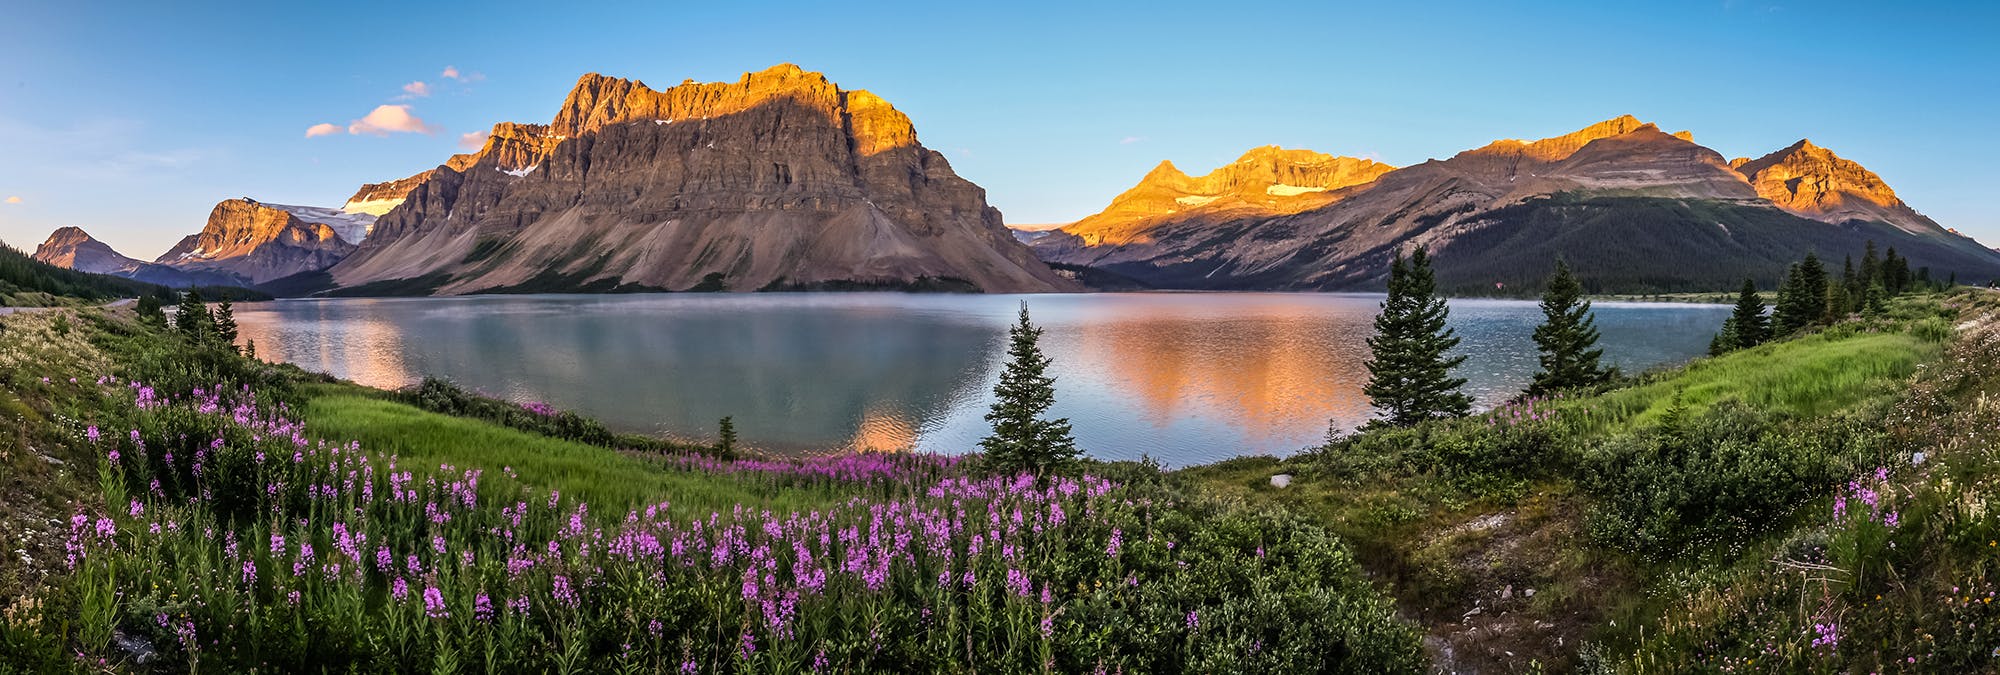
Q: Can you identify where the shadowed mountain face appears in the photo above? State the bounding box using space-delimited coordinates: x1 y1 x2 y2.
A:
328 64 1077 295
1035 116 2000 291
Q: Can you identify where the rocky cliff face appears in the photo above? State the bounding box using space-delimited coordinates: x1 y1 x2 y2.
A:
1035 116 2000 290
157 198 357 284
342 155 476 220
331 64 1075 294
1731 140 1936 233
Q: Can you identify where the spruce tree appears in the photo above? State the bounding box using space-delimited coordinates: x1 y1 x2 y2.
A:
175 290 213 342
1709 317 1739 357
980 302 1079 476
1883 247 1910 295
716 416 737 455
136 294 167 327
212 298 239 349
1774 253 1827 335
1364 247 1471 427
1527 260 1609 396
1859 241 1880 292
1728 278 1769 349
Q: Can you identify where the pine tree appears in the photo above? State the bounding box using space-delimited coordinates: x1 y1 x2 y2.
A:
980 302 1080 476
1859 241 1880 292
175 290 213 341
1527 260 1609 395
1364 248 1471 427
136 294 167 327
1774 253 1827 335
1728 278 1769 349
212 298 239 349
1709 317 1739 356
716 416 737 455
1882 247 1910 295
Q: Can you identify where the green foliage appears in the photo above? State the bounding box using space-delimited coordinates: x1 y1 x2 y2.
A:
717 416 737 454
0 241 159 301
1365 248 1470 426
1773 252 1829 335
211 298 238 348
981 302 1080 476
1528 259 1610 395
1578 403 1881 560
1728 278 1769 348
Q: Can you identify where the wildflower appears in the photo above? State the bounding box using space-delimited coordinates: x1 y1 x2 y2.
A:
1106 528 1122 558
86 426 99 443
128 500 143 517
474 593 494 622
392 577 410 602
552 574 580 609
1186 610 1199 631
423 586 449 618
739 631 756 660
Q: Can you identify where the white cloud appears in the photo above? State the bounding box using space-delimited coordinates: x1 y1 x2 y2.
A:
458 130 490 151
400 81 432 98
346 105 439 136
1120 136 1146 145
304 123 341 138
441 65 483 82
4 196 20 204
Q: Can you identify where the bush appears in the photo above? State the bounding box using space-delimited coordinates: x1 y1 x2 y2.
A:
1579 402 1881 560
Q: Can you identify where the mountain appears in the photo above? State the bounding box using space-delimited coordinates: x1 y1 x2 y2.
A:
32 227 146 274
1058 146 1393 250
1034 116 2000 292
155 198 357 285
340 154 477 219
1730 140 1938 233
31 227 249 288
325 64 1076 294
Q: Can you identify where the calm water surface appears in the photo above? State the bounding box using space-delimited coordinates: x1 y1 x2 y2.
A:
232 293 1728 466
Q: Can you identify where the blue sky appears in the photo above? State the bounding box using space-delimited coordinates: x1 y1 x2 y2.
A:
1 0 1995 257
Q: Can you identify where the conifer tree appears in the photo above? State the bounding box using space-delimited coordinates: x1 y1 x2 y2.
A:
716 416 737 455
136 294 167 327
1364 248 1471 427
212 298 239 349
1527 260 1609 395
1859 241 1880 291
1882 247 1910 295
981 302 1079 476
1709 317 1739 357
1729 278 1769 349
1774 253 1827 335
175 290 213 342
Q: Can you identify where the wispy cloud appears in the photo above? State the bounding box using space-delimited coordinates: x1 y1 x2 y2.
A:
399 81 432 99
1120 136 1146 145
304 123 341 138
346 105 439 136
458 129 490 151
441 65 484 82
0 117 209 180
4 196 20 204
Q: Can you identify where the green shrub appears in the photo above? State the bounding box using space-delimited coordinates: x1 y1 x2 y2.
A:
1579 402 1881 560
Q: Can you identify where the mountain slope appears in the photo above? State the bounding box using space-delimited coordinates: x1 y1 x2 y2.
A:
156 198 356 284
1035 116 2000 291
329 64 1076 294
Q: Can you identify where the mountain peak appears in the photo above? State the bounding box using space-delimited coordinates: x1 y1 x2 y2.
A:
1468 115 1661 163
1732 139 1935 232
41 226 98 246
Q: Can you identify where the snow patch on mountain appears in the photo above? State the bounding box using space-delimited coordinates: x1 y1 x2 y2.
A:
267 203 378 244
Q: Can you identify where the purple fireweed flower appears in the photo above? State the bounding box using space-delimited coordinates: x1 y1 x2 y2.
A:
552 574 580 609
680 660 697 675
1186 610 1199 631
423 586 449 618
128 500 143 517
86 426 99 443
1106 528 1122 558
392 577 410 602
474 593 494 622
739 632 756 660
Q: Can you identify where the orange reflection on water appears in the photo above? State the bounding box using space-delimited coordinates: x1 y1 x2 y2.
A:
1065 298 1375 449
236 301 415 390
848 407 918 453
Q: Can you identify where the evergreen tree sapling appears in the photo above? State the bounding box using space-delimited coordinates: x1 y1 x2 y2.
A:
175 290 214 341
1728 278 1769 349
212 298 240 349
980 302 1080 476
717 416 737 455
1527 259 1610 395
1363 247 1472 427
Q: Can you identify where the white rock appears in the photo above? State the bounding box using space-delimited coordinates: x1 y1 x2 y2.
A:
1270 474 1292 488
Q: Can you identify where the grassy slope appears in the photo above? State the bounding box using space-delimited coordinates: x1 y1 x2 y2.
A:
299 392 810 514
1179 296 1951 672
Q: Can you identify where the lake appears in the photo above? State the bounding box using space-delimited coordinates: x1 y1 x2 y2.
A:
231 293 1729 466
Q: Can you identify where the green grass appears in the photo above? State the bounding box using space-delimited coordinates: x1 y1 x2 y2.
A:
299 394 781 513
1569 330 1933 434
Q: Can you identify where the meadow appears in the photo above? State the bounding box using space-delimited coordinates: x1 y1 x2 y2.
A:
2 290 1997 673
